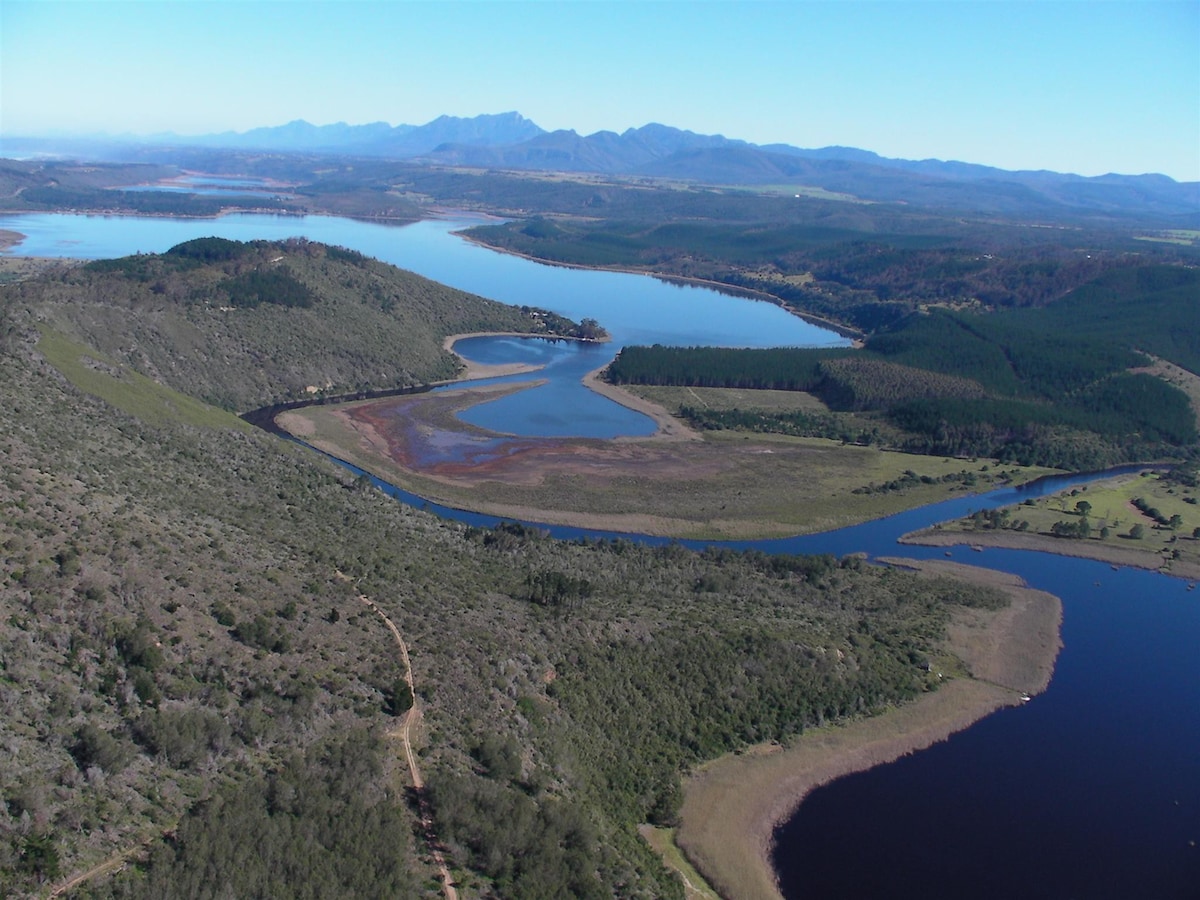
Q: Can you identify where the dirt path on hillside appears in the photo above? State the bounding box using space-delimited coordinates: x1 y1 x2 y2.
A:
351 580 458 900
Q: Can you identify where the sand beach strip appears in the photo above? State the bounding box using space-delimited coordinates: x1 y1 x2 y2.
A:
673 559 1062 900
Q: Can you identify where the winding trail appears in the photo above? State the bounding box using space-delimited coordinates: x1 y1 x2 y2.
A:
356 587 458 900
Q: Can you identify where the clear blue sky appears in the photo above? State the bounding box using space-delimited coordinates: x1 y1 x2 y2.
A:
3 0 1198 180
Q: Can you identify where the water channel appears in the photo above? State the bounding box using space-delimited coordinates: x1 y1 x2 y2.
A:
2 210 1196 897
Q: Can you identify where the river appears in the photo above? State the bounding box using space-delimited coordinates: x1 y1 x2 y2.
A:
2 210 1196 897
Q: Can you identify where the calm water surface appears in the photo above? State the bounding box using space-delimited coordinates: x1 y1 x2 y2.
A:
3 211 1196 896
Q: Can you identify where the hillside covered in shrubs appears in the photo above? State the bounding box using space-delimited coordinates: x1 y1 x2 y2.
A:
2 244 1011 897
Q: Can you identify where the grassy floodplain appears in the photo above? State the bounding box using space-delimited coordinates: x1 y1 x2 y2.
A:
905 468 1200 581
278 377 1058 541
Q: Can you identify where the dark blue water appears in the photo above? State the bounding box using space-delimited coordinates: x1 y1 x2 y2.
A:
772 551 1199 900
4 211 1197 896
338 449 1200 897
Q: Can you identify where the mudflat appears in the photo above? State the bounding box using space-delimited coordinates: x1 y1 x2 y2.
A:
275 365 1054 540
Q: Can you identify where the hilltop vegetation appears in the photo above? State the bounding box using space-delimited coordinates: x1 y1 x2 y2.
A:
0 247 1018 897
3 236 577 411
606 265 1200 470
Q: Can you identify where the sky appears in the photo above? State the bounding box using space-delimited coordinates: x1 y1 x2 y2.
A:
2 0 1198 181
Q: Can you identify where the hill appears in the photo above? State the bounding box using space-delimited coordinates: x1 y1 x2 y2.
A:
606 265 1200 470
1 236 577 411
0 245 1025 897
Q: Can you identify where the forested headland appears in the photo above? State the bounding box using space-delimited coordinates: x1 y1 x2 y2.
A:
2 236 584 411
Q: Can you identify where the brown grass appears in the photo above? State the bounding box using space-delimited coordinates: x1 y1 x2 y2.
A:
277 382 1054 540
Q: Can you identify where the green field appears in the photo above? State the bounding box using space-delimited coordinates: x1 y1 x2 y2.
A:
37 328 252 432
627 383 831 414
926 469 1200 577
1134 229 1200 246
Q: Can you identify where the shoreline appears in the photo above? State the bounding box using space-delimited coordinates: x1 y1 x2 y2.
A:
271 363 1063 542
454 231 862 340
673 559 1062 900
442 330 613 382
582 365 702 443
444 331 699 445
0 228 24 252
900 528 1200 582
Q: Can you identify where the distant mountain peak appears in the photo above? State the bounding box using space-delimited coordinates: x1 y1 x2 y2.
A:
8 111 1190 221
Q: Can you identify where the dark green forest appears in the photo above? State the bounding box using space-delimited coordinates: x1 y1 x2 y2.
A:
464 214 1197 333
606 265 1200 468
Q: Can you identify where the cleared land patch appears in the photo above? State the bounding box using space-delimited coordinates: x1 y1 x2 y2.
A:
38 328 252 432
905 469 1200 581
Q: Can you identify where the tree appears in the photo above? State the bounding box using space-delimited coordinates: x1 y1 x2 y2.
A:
388 679 413 716
573 317 608 341
18 833 60 882
1075 500 1092 517
1129 523 1145 540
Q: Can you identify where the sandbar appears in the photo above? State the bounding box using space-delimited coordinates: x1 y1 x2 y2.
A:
673 559 1061 900
583 366 700 443
441 332 546 381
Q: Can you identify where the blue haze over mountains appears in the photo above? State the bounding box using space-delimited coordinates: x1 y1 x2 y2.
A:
6 112 1197 221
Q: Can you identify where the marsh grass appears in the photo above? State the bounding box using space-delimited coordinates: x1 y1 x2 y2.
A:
626 383 830 414
284 392 1056 539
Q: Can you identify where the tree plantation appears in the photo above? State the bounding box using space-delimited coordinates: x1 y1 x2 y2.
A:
606 266 1199 470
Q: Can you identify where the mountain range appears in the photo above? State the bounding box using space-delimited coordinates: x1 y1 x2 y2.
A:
3 112 1196 221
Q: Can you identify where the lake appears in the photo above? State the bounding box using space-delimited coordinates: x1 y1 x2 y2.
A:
2 210 1196 897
